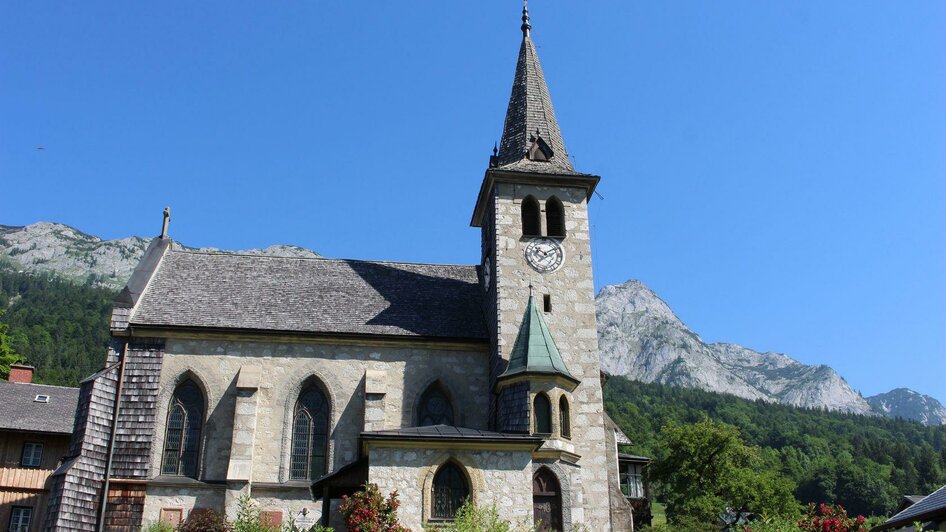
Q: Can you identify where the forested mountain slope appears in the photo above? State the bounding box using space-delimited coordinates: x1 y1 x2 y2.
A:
604 376 946 517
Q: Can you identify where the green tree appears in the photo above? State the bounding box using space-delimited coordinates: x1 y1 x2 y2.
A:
649 419 799 527
0 311 28 379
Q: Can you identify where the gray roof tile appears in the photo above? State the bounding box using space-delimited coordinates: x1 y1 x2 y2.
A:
130 251 487 340
0 381 79 434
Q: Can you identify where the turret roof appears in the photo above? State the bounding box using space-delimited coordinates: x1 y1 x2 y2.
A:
499 291 576 382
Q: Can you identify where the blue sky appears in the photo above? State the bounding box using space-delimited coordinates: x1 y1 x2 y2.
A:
1 2 944 403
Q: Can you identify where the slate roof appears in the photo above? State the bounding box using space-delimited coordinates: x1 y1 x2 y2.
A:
495 6 575 174
875 484 946 531
130 250 488 340
0 381 79 434
498 292 577 383
361 425 543 444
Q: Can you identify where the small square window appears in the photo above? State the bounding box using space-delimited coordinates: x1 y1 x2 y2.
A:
543 294 552 313
21 442 43 468
8 506 32 532
34 394 49 403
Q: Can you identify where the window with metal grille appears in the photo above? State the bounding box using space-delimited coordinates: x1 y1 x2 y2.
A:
8 506 32 532
290 384 329 480
559 396 570 439
432 463 469 520
534 393 552 434
417 383 454 426
522 196 541 237
545 196 565 237
20 442 43 468
161 379 204 477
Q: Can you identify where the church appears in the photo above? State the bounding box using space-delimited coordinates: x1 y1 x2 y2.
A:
44 4 636 531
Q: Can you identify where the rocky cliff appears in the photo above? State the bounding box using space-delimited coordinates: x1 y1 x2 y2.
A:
596 280 874 415
866 388 946 426
0 222 319 289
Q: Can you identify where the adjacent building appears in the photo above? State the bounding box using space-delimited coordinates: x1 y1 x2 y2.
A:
0 366 78 532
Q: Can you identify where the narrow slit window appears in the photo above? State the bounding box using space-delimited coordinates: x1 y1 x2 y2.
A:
534 393 552 434
543 294 552 313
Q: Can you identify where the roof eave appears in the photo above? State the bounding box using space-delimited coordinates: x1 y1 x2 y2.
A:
119 323 490 347
494 369 581 393
470 168 601 227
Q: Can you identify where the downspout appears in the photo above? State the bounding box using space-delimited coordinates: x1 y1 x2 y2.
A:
97 339 129 532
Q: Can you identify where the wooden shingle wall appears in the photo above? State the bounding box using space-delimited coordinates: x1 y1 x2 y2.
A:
112 340 165 480
44 366 118 531
498 382 530 433
103 481 146 531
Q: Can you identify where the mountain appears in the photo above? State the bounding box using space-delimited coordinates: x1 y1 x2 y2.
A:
867 388 946 426
0 222 320 289
596 279 875 415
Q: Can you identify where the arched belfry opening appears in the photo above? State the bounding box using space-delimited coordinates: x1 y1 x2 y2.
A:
546 196 565 238
522 195 541 237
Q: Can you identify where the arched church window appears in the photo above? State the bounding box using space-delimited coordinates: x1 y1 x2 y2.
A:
432 462 470 520
417 383 455 426
161 379 204 477
534 393 552 434
522 196 541 237
290 383 330 480
546 196 565 238
559 396 571 439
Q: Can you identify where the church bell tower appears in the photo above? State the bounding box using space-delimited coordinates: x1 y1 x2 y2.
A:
471 3 613 529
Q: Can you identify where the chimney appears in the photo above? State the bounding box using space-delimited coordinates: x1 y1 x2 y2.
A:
8 365 34 383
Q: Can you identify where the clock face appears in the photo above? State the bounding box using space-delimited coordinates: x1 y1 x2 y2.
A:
483 256 491 291
525 238 564 273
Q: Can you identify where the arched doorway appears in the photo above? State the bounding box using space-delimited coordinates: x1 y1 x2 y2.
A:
533 467 563 532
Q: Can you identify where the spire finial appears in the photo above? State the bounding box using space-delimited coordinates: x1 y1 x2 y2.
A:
521 0 531 37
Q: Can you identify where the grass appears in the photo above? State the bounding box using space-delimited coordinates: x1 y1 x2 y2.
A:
651 502 667 526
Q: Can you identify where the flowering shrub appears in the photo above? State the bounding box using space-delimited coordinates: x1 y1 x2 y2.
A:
339 483 409 532
797 504 867 532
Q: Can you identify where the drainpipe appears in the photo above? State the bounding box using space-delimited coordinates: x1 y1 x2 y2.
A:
97 339 129 532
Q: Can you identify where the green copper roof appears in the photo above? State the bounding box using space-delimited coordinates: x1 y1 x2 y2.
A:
498 292 576 382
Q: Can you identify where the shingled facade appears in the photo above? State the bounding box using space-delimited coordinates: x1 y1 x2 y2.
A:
46 5 635 531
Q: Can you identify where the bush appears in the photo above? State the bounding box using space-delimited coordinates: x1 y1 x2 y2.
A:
797 503 866 532
142 522 176 532
181 508 232 532
427 501 513 532
339 483 409 532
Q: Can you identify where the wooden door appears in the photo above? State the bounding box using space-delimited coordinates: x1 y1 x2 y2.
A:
533 468 563 532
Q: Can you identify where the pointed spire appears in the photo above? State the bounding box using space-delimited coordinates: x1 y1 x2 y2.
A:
498 291 578 385
495 3 575 173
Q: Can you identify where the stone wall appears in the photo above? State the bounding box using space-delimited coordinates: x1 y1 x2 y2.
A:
143 338 489 520
368 446 534 531
486 182 613 529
